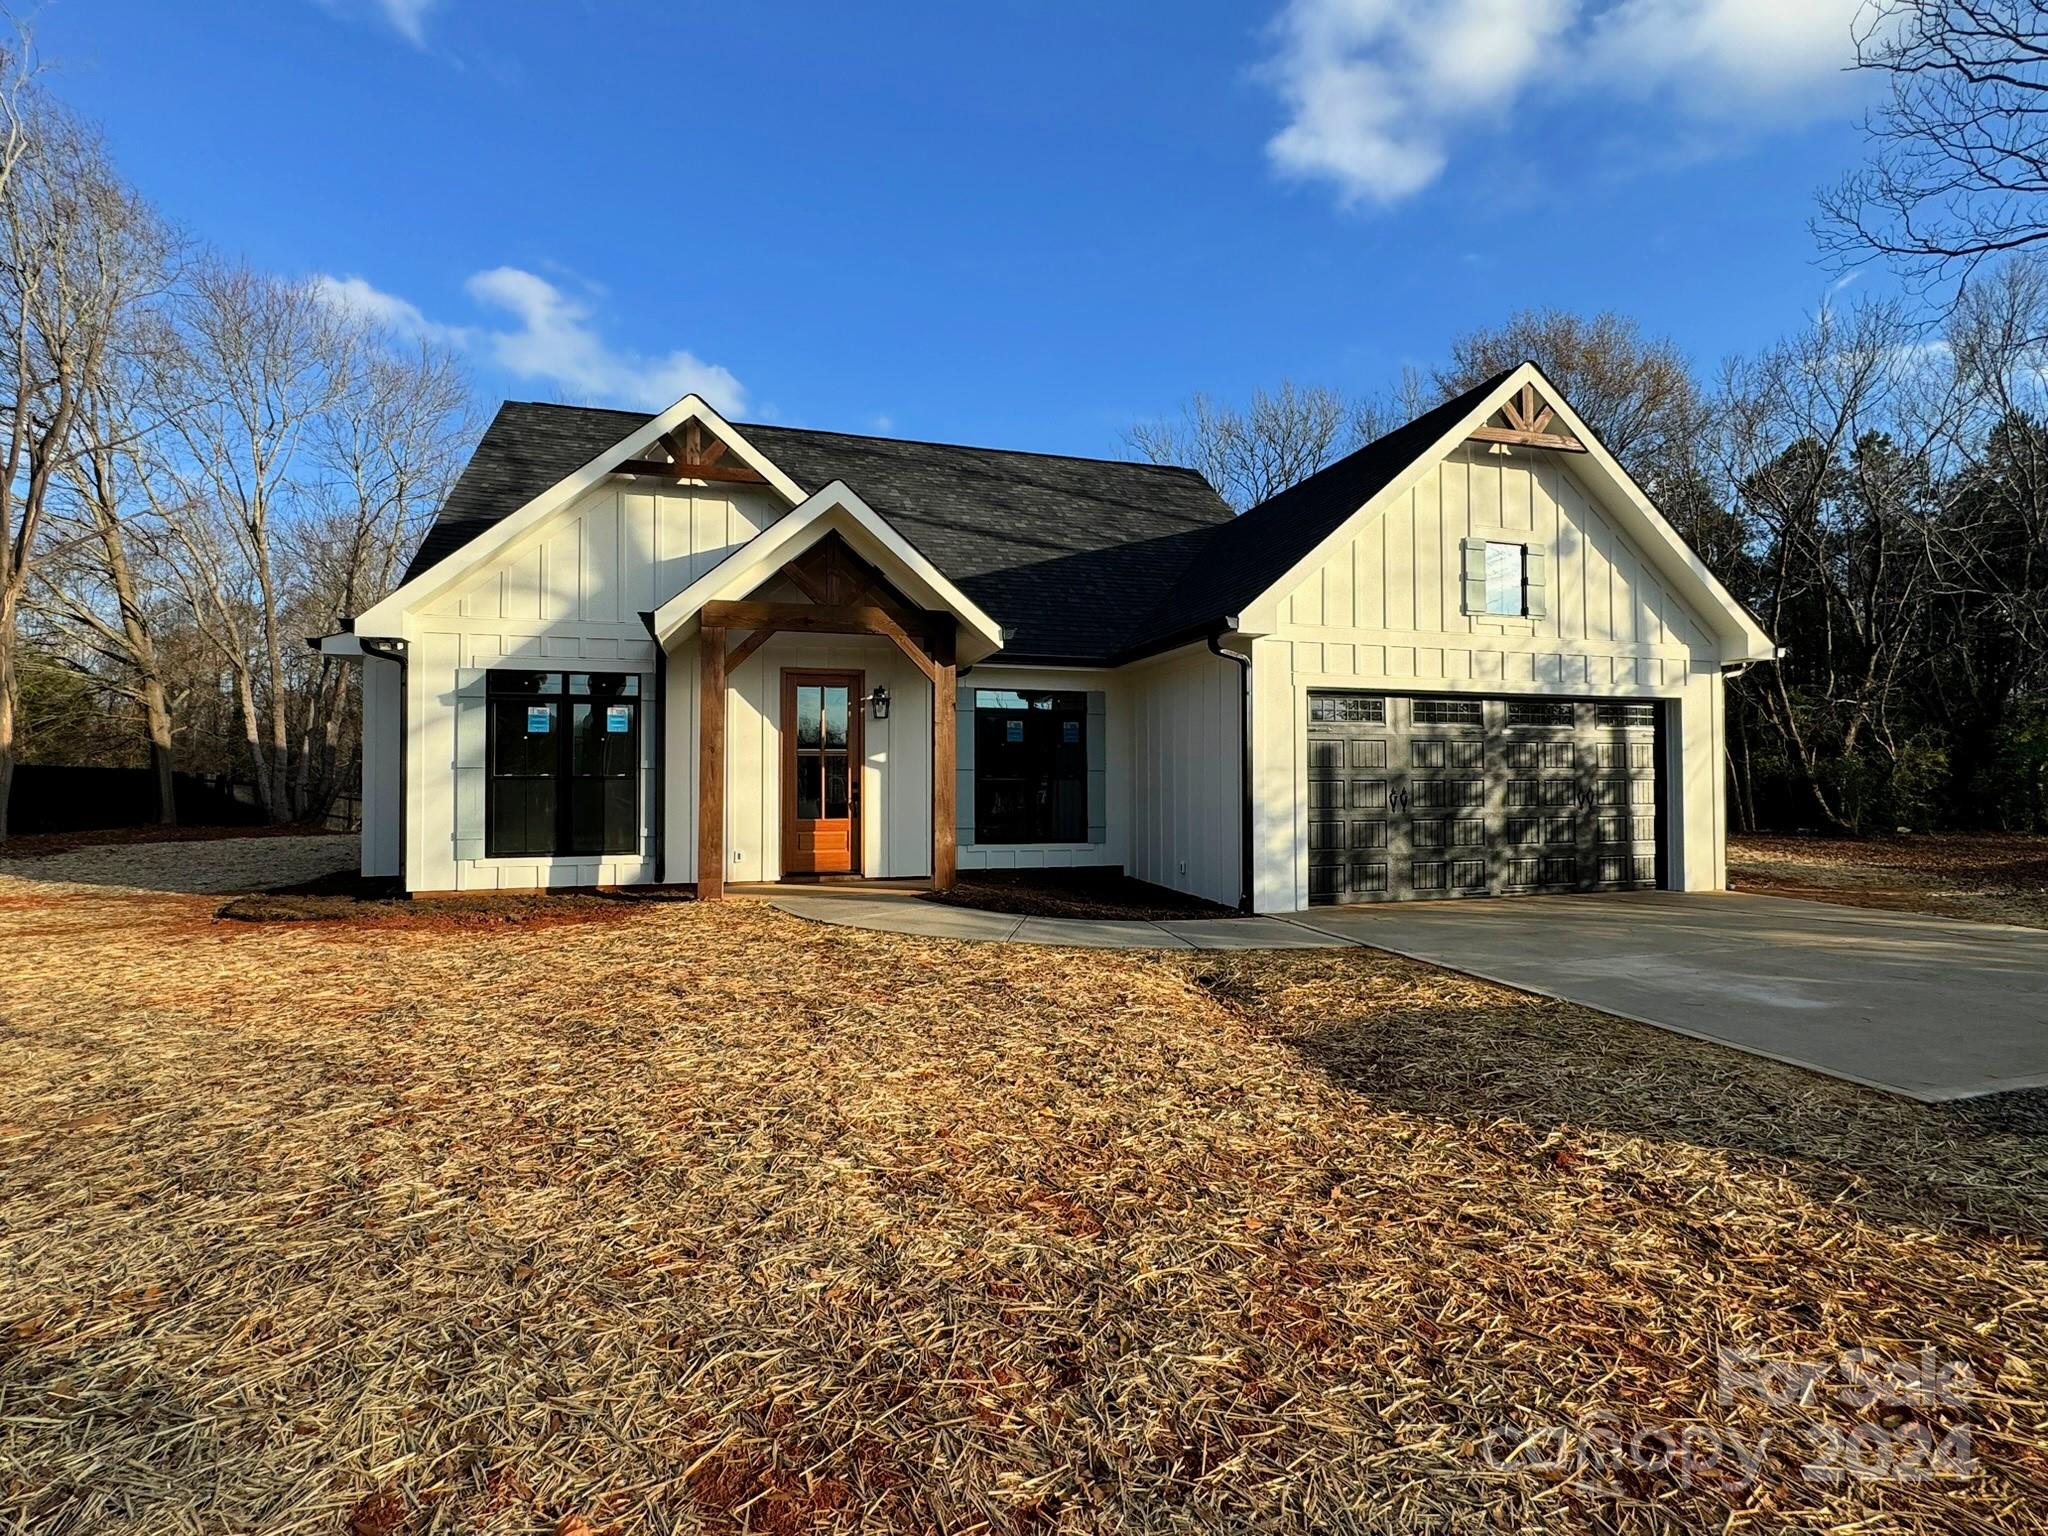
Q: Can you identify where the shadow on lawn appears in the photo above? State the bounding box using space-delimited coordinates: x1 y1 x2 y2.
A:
1189 950 2048 1243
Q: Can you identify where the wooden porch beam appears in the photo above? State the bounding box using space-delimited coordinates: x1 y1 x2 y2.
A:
725 625 777 674
1468 425 1586 453
864 610 942 686
701 600 938 639
779 560 837 608
931 627 956 893
715 607 942 687
613 456 769 485
698 625 726 900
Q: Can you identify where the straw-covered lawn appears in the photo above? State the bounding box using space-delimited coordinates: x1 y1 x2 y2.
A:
1730 831 2048 929
1 842 2044 1534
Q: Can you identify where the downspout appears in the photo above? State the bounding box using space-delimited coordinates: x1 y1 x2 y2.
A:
1207 619 1254 914
640 612 667 884
357 635 408 889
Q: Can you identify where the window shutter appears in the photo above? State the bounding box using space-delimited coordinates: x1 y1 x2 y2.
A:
955 685 975 847
1460 538 1488 614
1523 544 1549 619
1086 690 1107 845
453 667 487 861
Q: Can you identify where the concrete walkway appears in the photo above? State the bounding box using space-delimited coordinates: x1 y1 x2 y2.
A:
763 886 2048 1102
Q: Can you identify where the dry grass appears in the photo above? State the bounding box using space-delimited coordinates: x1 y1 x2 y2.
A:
1731 831 2048 929
0 840 2043 1533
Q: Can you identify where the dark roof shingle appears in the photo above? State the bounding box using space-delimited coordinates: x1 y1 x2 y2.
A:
403 404 1235 662
399 374 1509 664
1119 369 1512 655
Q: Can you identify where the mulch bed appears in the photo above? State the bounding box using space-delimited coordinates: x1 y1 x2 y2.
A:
218 869 695 927
1 822 343 859
926 867 1239 921
0 857 2042 1532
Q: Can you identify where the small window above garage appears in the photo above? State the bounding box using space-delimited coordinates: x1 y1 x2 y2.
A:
1460 537 1549 619
1484 542 1525 615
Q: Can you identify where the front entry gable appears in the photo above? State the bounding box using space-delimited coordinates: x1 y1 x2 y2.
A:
650 480 1004 665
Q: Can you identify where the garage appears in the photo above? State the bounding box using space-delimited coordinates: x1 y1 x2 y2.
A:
1306 693 1663 904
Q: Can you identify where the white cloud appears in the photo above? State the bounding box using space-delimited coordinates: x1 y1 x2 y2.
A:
315 0 440 49
1262 0 1864 206
1585 0 1861 106
463 267 747 414
373 0 436 48
311 267 748 415
312 274 469 347
1265 0 1573 206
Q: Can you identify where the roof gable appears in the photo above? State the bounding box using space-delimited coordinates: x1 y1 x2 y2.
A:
1127 363 1774 665
388 403 1235 661
651 480 1005 663
360 393 800 634
1118 371 1513 657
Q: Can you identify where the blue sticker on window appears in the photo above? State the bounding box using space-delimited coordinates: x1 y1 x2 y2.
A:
526 706 552 733
606 704 631 734
1062 720 1080 744
1006 720 1025 742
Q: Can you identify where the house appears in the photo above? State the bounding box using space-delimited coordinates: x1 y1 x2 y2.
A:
319 362 1775 912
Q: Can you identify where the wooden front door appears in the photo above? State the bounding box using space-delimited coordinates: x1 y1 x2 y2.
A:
781 670 863 876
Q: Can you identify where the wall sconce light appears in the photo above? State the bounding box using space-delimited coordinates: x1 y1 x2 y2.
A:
870 686 890 721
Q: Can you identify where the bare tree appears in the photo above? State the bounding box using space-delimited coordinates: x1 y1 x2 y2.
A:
0 33 161 843
1820 1 2048 283
288 339 470 818
153 263 352 821
1715 300 1945 828
1435 307 1707 479
40 297 184 821
1125 379 1353 510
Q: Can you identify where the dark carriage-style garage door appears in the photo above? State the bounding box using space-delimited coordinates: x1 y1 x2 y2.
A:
1306 692 1663 904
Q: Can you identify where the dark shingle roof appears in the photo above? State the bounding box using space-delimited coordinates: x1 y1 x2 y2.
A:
1119 369 1513 655
403 403 1235 662
400 374 1509 663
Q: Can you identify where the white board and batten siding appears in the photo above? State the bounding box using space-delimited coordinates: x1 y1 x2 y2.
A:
946 653 1242 910
660 632 936 885
396 478 783 892
1124 647 1242 909
1249 442 1728 913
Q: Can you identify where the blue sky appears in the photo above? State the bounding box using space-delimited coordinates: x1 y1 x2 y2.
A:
48 0 1888 456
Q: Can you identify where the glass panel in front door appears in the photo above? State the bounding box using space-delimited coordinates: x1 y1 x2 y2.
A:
795 685 853 823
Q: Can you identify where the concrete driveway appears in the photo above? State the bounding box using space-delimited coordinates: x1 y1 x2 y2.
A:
1287 891 2048 1102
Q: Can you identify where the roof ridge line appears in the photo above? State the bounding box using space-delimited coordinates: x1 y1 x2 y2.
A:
488 398 1210 479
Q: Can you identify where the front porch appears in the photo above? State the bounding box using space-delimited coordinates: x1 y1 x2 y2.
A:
648 480 1005 899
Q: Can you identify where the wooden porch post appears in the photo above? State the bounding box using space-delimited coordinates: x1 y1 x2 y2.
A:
698 626 726 900
931 626 956 892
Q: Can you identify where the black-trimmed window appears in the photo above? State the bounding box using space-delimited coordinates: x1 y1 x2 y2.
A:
1484 541 1527 615
974 689 1086 843
486 671 640 857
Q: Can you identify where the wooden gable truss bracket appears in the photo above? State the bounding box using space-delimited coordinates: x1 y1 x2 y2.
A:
1468 383 1586 453
614 417 771 485
714 539 950 685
